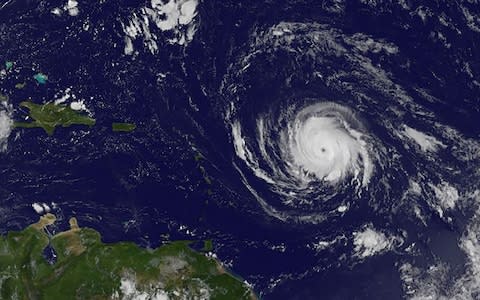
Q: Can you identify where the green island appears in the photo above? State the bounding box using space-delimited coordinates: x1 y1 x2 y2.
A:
0 214 256 299
193 151 213 188
14 101 96 135
112 122 136 132
15 82 26 89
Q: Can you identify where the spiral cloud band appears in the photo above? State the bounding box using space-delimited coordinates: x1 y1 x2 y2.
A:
231 101 374 223
222 19 480 298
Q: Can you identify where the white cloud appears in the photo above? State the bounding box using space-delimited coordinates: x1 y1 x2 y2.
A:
353 225 400 258
54 88 73 105
122 0 199 54
32 203 44 214
430 182 459 210
400 193 480 299
0 100 13 152
117 271 211 300
51 0 80 17
119 276 169 300
31 203 52 215
66 0 79 16
70 100 87 111
402 125 445 152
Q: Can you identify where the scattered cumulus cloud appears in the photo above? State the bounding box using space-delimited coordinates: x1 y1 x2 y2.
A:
402 125 446 152
353 225 401 258
122 0 199 54
32 203 52 215
51 0 79 17
430 182 460 211
400 193 480 299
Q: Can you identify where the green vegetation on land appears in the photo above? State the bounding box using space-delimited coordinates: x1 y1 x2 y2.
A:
0 214 256 300
193 151 213 186
194 152 204 162
112 122 136 132
15 82 26 89
202 239 214 252
14 101 96 135
199 165 213 185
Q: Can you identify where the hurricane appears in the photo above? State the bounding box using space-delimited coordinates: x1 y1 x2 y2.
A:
231 99 379 223
221 22 412 225
218 20 480 297
283 102 372 186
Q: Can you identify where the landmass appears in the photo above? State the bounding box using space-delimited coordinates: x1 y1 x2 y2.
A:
112 122 136 132
0 214 256 299
193 151 213 187
202 239 214 252
5 61 13 70
15 82 26 89
14 101 96 135
33 73 48 84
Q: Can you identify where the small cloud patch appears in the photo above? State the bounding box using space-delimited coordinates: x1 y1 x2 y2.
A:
402 125 445 152
429 182 459 217
353 225 400 258
32 203 51 215
51 0 79 17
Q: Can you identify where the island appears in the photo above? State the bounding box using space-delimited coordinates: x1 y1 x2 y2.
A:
33 73 48 84
15 82 26 89
5 61 13 70
112 122 136 132
0 214 256 299
14 101 96 135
